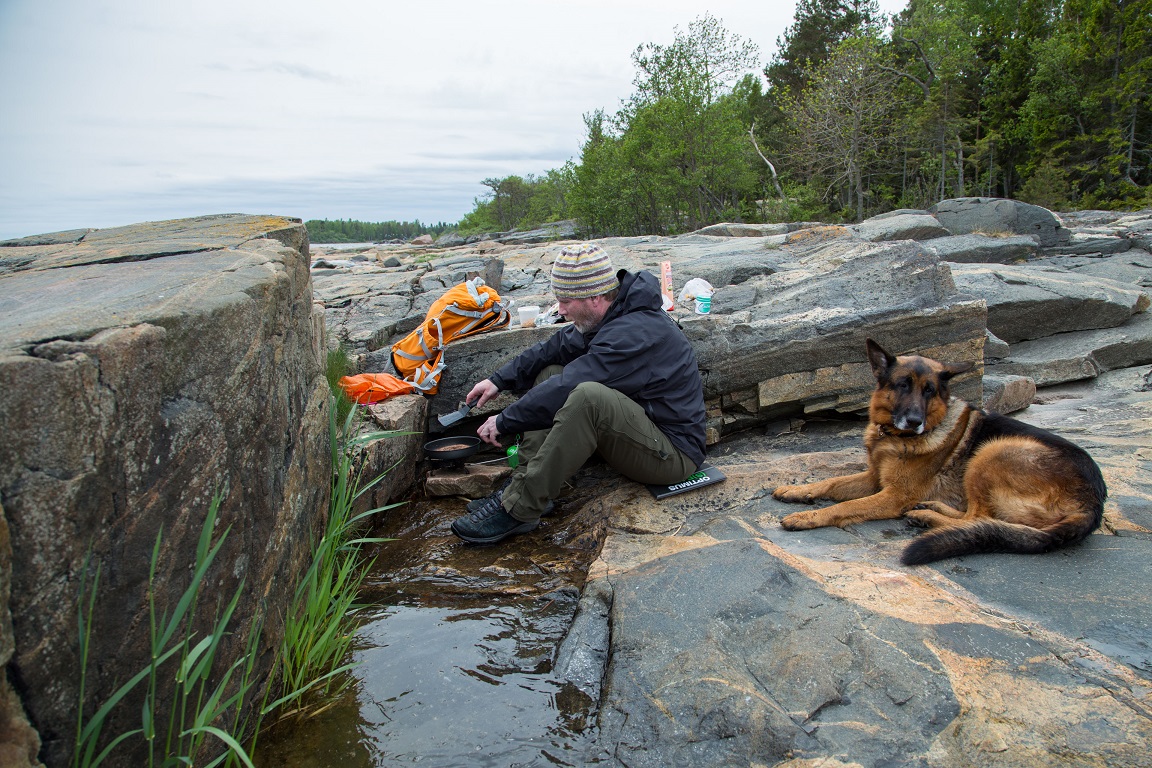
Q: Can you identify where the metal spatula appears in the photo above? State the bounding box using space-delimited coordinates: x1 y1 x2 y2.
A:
436 402 473 426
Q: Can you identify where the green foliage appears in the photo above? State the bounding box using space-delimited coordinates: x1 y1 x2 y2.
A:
456 198 501 235
1020 0 1152 200
73 494 258 768
305 219 452 244
1017 159 1076 210
457 2 1149 235
457 165 578 235
73 399 408 765
325 346 355 426
568 14 765 236
783 35 899 221
766 0 884 97
273 404 402 714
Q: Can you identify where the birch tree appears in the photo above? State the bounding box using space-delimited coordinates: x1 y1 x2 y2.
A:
784 36 899 220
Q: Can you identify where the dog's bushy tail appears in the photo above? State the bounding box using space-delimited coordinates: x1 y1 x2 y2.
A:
900 516 1096 566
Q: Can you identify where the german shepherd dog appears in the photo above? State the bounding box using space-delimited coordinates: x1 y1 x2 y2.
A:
773 339 1106 565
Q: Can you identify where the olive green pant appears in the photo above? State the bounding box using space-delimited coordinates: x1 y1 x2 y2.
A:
501 365 698 523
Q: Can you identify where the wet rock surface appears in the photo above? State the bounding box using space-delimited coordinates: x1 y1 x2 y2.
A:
297 201 1152 766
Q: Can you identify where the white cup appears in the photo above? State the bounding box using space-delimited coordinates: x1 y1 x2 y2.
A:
518 305 540 327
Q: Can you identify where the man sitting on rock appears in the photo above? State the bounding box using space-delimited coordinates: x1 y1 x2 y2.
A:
451 243 707 545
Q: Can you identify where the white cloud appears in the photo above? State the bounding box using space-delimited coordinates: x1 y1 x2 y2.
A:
0 0 909 239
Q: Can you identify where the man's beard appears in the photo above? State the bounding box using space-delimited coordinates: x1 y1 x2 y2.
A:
566 306 602 333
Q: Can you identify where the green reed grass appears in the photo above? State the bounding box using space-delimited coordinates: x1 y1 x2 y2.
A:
73 395 408 764
325 345 355 425
73 493 258 768
271 403 405 715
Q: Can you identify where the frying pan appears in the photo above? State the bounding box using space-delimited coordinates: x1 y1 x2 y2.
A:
423 435 482 462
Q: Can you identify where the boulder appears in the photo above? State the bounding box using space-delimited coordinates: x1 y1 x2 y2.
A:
421 238 985 429
1054 209 1152 251
433 231 467 247
358 394 431 513
865 208 932 220
1029 249 1152 288
981 373 1037 414
1041 231 1132 256
983 330 1011 360
950 262 1150 343
470 220 579 245
851 212 949 242
312 270 418 351
688 222 793 237
988 310 1152 386
930 197 1072 246
410 234 433 245
0 215 330 765
425 462 512 498
924 233 1038 263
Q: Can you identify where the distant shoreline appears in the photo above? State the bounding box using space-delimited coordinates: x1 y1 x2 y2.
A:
311 242 378 250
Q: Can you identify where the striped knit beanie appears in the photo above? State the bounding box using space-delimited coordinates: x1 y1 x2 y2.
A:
551 243 619 299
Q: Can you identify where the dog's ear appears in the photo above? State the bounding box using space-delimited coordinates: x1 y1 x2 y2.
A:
940 361 974 381
865 338 896 381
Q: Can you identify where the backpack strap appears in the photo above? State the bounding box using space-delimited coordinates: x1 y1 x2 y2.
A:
448 303 510 342
440 303 499 336
391 319 445 363
406 352 446 393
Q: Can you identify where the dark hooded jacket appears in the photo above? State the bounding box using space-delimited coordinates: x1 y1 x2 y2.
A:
490 269 706 468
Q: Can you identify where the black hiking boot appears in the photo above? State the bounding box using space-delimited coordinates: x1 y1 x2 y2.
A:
451 495 539 545
466 480 554 516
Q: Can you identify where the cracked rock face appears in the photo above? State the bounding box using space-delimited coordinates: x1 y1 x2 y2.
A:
0 215 331 766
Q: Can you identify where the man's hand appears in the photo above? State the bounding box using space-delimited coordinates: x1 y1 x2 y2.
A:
467 378 500 409
477 415 502 446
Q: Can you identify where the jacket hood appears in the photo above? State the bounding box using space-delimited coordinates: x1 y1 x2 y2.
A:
598 270 662 327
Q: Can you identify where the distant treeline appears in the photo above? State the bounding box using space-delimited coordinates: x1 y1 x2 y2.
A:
458 2 1151 237
305 218 454 243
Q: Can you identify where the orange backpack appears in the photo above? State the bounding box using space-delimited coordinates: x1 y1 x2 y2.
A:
389 278 510 395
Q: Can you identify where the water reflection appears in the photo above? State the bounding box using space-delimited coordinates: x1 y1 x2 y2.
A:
257 597 593 768
354 600 592 766
255 494 602 768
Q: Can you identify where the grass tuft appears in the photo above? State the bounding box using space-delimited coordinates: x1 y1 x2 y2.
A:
270 403 404 717
73 397 409 765
73 493 259 768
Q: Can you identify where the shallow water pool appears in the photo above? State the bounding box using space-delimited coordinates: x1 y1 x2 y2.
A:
255 492 604 768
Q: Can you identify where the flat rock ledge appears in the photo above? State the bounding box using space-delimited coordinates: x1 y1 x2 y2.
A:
553 367 1152 766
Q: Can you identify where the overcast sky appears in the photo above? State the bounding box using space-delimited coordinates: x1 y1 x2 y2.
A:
0 0 907 240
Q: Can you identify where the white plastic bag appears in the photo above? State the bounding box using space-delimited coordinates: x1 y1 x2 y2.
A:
678 277 714 302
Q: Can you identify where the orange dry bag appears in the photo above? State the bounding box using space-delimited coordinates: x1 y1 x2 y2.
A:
337 372 415 405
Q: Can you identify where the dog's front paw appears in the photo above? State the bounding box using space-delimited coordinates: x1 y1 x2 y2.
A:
904 507 933 528
781 510 824 530
773 484 815 504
